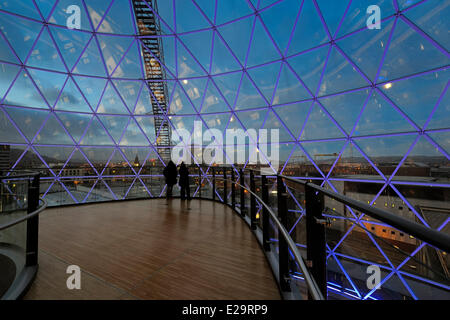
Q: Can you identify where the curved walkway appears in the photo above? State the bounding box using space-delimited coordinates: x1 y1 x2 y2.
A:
24 199 280 300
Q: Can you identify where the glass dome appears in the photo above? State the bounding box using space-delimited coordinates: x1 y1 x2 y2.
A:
0 0 448 207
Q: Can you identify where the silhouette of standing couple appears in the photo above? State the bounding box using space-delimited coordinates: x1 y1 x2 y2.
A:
163 161 190 200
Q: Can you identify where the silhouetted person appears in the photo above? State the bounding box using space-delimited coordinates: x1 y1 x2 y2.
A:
163 160 177 198
178 162 190 200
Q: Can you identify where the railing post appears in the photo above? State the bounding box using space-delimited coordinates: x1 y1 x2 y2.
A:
277 175 290 292
305 183 327 299
212 168 215 201
223 169 227 204
239 168 245 217
250 170 256 230
261 175 270 251
26 174 40 267
231 170 235 210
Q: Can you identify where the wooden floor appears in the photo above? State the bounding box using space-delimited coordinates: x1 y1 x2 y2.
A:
24 199 280 300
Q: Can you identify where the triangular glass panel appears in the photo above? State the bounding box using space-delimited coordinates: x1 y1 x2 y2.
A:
83 0 111 31
427 131 450 155
234 73 267 110
201 113 232 133
0 31 19 63
287 0 329 55
300 103 346 141
58 147 94 177
13 146 48 171
27 68 67 108
215 0 253 25
96 82 130 114
354 90 416 136
168 82 197 114
49 26 93 71
318 46 368 97
336 0 396 38
4 107 49 141
97 34 134 76
404 0 449 51
34 146 74 173
158 36 176 77
105 148 132 171
233 109 268 133
316 0 349 38
97 0 135 35
0 11 42 62
301 140 347 176
119 118 149 146
287 46 328 95
111 40 143 79
49 0 93 31
56 112 92 144
273 62 311 105
379 18 449 81
247 61 281 103
212 71 242 106
0 63 20 100
177 39 207 78
71 75 107 111
273 101 311 140
217 15 254 65
426 88 449 130
84 180 116 203
54 77 92 113
134 84 156 115
179 29 213 73
282 143 321 178
260 0 301 54
135 116 157 144
125 178 149 199
112 80 142 113
33 113 74 145
247 17 281 67
175 0 211 33
79 117 115 146
0 108 26 143
319 89 371 135
262 110 296 143
338 19 395 82
353 134 418 178
0 0 42 20
81 147 115 173
180 77 208 113
380 68 450 129
3 69 49 109
328 140 376 178
98 115 130 144
120 147 149 171
210 31 242 75
72 36 107 77
200 79 229 113
27 27 66 72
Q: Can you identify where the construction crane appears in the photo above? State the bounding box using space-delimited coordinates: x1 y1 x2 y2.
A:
132 0 171 163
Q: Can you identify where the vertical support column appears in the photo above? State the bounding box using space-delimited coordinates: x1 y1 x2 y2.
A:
231 170 235 210
239 168 245 217
261 175 270 251
198 167 202 198
212 168 215 201
250 170 256 230
305 183 327 300
277 175 290 292
26 174 40 267
223 169 227 204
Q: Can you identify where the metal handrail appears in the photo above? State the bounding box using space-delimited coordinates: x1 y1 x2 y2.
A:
0 197 47 231
277 174 450 253
0 171 41 180
214 176 325 300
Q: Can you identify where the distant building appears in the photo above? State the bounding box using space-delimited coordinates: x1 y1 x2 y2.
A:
0 144 10 174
